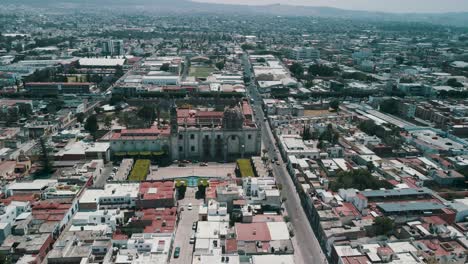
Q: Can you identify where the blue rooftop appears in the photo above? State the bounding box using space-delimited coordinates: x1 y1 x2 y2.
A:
378 202 446 213
361 188 431 198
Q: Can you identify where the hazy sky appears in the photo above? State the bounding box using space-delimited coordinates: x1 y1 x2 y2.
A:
192 0 468 13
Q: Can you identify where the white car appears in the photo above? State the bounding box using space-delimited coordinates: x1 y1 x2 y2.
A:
187 203 193 210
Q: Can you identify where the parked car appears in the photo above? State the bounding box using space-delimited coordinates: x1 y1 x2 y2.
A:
189 234 196 244
178 163 186 167
192 221 197 230
199 162 208 167
173 247 180 258
187 203 193 210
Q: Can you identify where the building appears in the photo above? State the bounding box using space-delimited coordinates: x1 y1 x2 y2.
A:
78 183 139 211
288 47 320 61
170 100 261 161
136 181 176 208
101 40 124 56
25 82 93 96
110 126 171 155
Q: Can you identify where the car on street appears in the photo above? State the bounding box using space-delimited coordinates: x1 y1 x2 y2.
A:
192 221 197 230
187 203 193 210
178 163 186 167
173 247 180 258
199 162 208 166
189 233 196 244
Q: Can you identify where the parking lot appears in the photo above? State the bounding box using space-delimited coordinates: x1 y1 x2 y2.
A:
170 188 201 264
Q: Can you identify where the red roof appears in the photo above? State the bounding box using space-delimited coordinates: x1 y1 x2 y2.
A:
112 233 129 240
111 126 171 140
333 202 361 217
137 207 177 233
139 181 174 200
0 194 37 205
342 256 371 264
235 223 271 241
225 238 238 253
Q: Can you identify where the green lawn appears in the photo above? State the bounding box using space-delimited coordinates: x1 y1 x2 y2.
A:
189 66 214 78
128 159 150 181
237 159 255 178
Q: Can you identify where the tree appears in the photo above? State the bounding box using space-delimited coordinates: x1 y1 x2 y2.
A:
262 148 269 162
319 124 339 145
114 65 124 78
308 64 335 77
358 120 378 136
329 99 340 111
84 115 99 139
374 216 395 236
197 178 209 199
215 61 225 70
75 112 85 123
399 77 414 83
396 56 404 65
38 137 53 176
303 127 312 140
175 179 187 199
160 63 170 72
241 43 255 50
289 62 304 79
104 115 113 129
137 106 155 126
110 94 124 106
329 169 394 192
94 107 103 114
379 99 398 115
367 161 375 173
447 78 463 88
46 99 64 113
0 251 12 264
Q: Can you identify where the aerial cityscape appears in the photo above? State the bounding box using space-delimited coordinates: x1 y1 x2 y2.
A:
0 1 467 264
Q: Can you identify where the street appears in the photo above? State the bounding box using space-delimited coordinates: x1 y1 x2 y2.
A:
170 188 200 264
243 53 328 264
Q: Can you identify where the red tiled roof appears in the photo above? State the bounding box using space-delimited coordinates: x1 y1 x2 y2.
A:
225 238 238 253
0 194 37 205
139 181 174 200
137 207 177 233
235 223 271 242
342 256 371 264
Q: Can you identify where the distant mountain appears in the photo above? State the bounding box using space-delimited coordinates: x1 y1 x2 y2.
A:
4 0 468 27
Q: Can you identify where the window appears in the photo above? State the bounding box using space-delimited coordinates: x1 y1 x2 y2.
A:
191 146 195 152
231 135 236 140
248 134 252 139
205 135 209 139
179 135 183 140
217 135 221 139
179 146 183 152
190 134 195 139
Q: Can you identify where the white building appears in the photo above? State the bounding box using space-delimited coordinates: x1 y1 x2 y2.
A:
72 209 124 231
79 183 139 210
288 47 320 61
279 135 320 159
